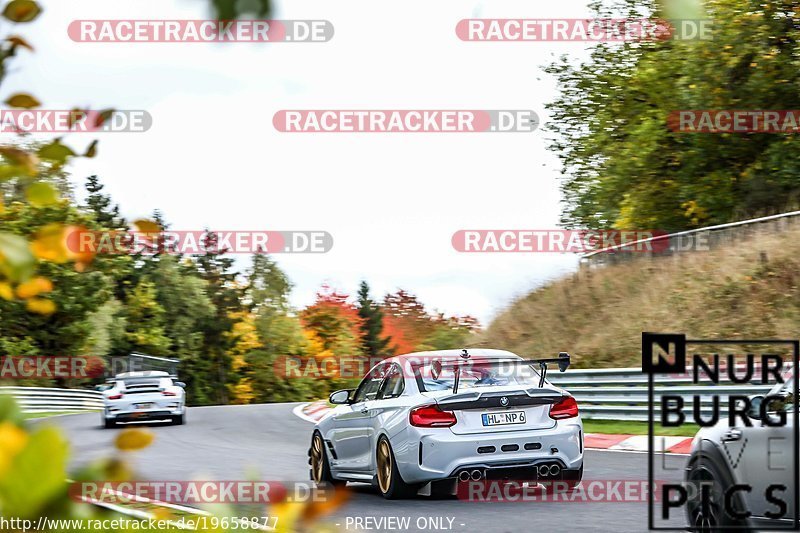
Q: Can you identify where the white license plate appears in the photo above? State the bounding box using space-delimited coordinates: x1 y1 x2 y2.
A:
134 403 154 410
482 411 526 426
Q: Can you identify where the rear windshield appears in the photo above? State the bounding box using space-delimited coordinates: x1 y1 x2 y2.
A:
414 361 542 392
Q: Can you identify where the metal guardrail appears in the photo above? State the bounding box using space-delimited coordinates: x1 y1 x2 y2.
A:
580 209 800 268
547 368 777 421
0 366 784 420
0 387 103 413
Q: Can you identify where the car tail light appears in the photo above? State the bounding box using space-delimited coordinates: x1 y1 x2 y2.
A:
162 390 177 396
549 396 579 420
107 393 123 400
409 405 457 427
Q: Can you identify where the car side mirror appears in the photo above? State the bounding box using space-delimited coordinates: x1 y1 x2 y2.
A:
174 382 186 388
558 352 570 373
329 389 352 405
747 395 764 420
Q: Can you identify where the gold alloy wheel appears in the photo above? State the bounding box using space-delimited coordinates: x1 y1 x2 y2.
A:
311 434 324 483
376 439 392 494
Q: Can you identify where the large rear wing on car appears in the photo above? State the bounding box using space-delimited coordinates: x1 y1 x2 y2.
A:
527 352 571 389
419 351 571 393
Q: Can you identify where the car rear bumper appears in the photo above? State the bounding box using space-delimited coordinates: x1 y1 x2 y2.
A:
395 419 583 484
104 405 184 421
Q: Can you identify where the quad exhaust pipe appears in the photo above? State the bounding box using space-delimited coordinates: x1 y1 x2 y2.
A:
537 464 561 477
457 464 560 482
458 469 485 482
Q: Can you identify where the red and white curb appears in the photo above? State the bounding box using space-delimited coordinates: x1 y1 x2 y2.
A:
294 402 693 454
292 401 331 423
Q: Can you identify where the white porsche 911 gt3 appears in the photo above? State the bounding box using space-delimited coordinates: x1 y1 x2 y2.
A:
309 349 583 499
101 371 187 428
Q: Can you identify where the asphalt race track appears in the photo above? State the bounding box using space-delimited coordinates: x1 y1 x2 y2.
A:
41 404 688 532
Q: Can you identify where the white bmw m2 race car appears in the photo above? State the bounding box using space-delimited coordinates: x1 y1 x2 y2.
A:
309 349 583 498
100 371 187 428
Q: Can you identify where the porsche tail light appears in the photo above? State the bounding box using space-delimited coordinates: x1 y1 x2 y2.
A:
410 405 457 427
107 393 123 400
162 390 177 396
549 396 579 420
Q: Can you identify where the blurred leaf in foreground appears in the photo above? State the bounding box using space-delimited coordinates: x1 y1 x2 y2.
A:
15 276 52 298
2 0 42 23
5 92 40 109
25 297 55 315
26 181 59 207
115 428 154 451
0 231 35 281
0 425 67 517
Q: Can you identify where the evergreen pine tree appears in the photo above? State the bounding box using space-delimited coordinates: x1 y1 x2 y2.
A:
356 281 391 357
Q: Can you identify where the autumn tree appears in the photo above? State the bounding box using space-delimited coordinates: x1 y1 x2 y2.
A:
194 231 241 404
382 290 435 354
547 0 800 230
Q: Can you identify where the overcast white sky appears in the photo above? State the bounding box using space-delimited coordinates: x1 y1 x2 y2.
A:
11 0 601 324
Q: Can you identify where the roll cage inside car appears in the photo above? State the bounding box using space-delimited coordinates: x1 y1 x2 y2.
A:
348 362 405 403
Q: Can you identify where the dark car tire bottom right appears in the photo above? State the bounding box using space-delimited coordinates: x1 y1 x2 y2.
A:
685 452 748 531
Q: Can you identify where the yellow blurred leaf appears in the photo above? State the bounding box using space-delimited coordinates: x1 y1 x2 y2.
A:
37 139 76 165
115 428 154 451
63 225 95 265
2 0 41 22
16 276 52 299
31 224 95 267
25 297 55 315
26 182 59 207
0 282 12 300
0 232 35 281
133 219 160 234
30 223 68 263
151 508 173 521
5 92 40 109
0 422 28 477
0 146 39 176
